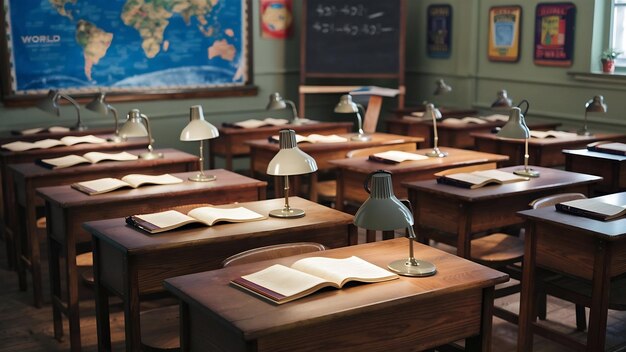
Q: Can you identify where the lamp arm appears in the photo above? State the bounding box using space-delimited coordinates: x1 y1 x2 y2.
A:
356 103 365 135
198 139 206 176
109 105 119 136
285 99 299 120
140 114 154 152
58 93 82 128
431 114 439 150
283 175 291 210
516 99 530 116
524 138 530 172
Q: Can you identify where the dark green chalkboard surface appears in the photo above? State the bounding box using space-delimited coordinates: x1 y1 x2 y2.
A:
301 0 405 78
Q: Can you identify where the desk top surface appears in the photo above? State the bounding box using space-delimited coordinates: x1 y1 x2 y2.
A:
84 197 353 253
0 135 146 159
471 131 626 146
518 192 626 239
390 105 478 117
245 132 423 151
9 148 197 179
163 238 508 340
403 166 602 201
217 121 352 134
563 148 626 161
328 147 508 173
36 169 266 207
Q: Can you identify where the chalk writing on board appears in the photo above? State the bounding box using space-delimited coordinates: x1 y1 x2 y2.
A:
311 22 394 36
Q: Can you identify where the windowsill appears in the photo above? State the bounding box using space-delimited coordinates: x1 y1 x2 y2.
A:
567 70 626 84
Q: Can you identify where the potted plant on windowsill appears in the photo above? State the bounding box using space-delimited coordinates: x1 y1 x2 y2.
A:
601 48 622 73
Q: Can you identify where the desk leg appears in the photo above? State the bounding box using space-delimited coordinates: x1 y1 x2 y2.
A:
64 234 82 352
587 239 611 351
15 205 27 291
310 173 318 202
335 170 345 211
47 220 64 340
25 200 44 307
466 287 495 352
225 154 233 171
517 221 538 352
456 203 472 259
93 238 112 351
124 265 142 352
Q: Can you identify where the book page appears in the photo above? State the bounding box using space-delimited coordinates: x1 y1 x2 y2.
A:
471 169 528 183
60 135 107 146
291 256 398 287
18 127 46 135
595 142 626 153
83 151 138 164
483 114 509 122
39 154 90 169
306 134 348 143
559 199 626 218
187 206 265 226
263 118 289 126
238 264 330 298
73 178 131 195
444 172 492 186
134 210 198 230
372 150 428 163
441 117 486 125
2 139 65 151
530 130 577 139
121 173 183 188
48 126 71 133
233 119 268 129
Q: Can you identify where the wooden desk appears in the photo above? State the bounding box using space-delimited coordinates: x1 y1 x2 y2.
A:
517 192 626 352
247 132 423 199
387 118 561 150
329 147 509 211
0 127 114 144
403 166 602 259
85 197 356 352
164 238 509 352
208 121 352 170
37 170 266 352
563 149 626 194
0 135 146 269
472 132 626 167
9 148 197 308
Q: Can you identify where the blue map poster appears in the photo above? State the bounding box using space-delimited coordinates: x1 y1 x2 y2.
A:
2 0 251 98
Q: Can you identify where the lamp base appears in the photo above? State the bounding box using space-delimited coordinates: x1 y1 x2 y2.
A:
514 168 540 178
425 149 448 158
139 151 164 160
577 128 593 136
350 134 372 142
290 118 313 126
108 135 123 143
188 173 216 182
269 207 305 218
388 258 437 277
71 124 88 131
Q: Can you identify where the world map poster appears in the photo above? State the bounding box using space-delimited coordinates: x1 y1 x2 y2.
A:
2 0 250 97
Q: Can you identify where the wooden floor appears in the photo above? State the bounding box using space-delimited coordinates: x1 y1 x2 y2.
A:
0 234 625 351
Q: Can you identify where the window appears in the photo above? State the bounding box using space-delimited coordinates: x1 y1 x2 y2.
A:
611 0 626 66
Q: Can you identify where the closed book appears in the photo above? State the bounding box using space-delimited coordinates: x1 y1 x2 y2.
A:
555 198 626 221
437 169 528 189
368 150 428 164
587 142 626 156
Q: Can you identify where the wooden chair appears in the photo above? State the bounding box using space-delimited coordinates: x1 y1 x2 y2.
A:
141 243 327 351
315 142 418 207
531 193 626 332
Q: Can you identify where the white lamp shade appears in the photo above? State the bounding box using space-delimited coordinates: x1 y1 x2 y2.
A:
334 94 360 113
353 172 414 231
586 95 607 113
266 92 287 110
119 109 148 137
180 105 219 141
267 129 317 176
423 103 442 120
497 107 530 139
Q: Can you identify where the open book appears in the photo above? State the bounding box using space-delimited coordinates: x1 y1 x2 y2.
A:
437 169 529 189
555 198 626 221
482 114 510 122
11 126 71 135
441 117 487 125
231 256 398 304
270 134 348 144
37 151 138 169
587 142 626 156
126 206 266 234
71 173 183 195
2 135 107 152
368 150 429 164
225 118 289 129
529 130 578 139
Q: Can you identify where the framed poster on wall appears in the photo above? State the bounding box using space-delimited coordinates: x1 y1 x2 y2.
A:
427 4 452 58
488 6 522 62
1 0 255 105
533 2 576 67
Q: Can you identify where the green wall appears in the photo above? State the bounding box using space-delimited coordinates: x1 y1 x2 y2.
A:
1 0 624 169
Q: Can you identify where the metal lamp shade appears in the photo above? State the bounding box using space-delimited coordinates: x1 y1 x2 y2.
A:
267 130 317 176
497 107 529 139
334 94 360 113
86 93 109 115
266 92 288 110
586 96 607 113
119 109 148 138
180 105 219 141
434 79 452 96
353 172 413 231
37 90 60 116
423 103 442 121
491 90 513 109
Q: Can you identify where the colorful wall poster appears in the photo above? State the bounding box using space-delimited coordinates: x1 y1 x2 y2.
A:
260 0 293 39
488 6 522 62
427 4 452 58
534 3 576 67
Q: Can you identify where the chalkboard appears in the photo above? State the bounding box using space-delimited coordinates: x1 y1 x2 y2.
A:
302 0 405 77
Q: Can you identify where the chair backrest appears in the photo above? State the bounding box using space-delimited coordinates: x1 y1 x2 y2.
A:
221 242 328 268
433 163 498 177
530 193 587 209
346 142 417 158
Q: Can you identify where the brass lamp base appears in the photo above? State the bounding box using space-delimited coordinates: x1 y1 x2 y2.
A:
71 124 88 131
188 173 216 182
577 128 592 136
108 135 123 143
350 134 372 142
425 148 448 158
514 168 540 178
388 258 437 277
139 151 164 160
269 207 306 218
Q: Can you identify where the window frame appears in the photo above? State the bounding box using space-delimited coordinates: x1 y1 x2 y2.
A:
611 0 626 67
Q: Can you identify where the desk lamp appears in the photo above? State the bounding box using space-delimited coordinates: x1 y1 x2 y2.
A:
497 106 539 177
266 92 304 125
267 129 318 218
578 95 607 136
119 109 163 160
37 89 85 131
354 170 436 277
424 103 447 158
334 94 371 142
180 105 219 182
491 89 513 110
433 79 452 96
86 93 122 142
